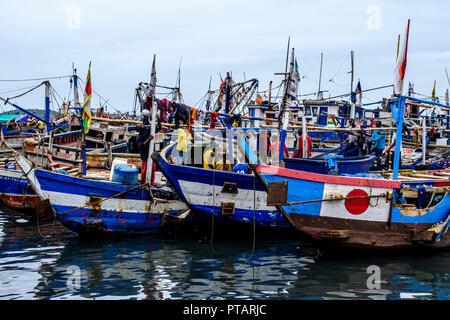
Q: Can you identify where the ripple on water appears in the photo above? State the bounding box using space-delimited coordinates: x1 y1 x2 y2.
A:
0 209 450 300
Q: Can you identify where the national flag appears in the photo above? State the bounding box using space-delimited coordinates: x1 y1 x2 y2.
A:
355 80 362 95
432 80 436 98
82 62 92 134
393 19 410 95
408 82 414 94
150 54 156 99
351 80 362 104
295 58 300 97
287 48 298 101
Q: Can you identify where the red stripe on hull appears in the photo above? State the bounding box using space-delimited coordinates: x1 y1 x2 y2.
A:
0 194 41 210
257 164 402 188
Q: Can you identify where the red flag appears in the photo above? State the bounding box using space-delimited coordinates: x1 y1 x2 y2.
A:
394 19 410 95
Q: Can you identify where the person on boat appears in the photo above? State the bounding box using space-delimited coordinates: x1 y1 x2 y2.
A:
136 124 154 184
37 120 44 131
292 129 300 151
170 101 190 128
215 157 232 171
385 131 404 170
342 133 360 157
370 122 385 167
269 140 289 159
157 98 172 123
357 134 370 156
203 141 218 169
292 134 312 158
176 121 192 165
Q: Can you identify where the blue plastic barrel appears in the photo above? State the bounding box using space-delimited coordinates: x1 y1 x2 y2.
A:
112 164 138 185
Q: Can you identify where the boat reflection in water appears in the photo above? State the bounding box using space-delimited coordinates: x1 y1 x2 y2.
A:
32 235 317 300
1 208 449 300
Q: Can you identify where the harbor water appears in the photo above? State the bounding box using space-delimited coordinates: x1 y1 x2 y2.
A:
0 207 449 300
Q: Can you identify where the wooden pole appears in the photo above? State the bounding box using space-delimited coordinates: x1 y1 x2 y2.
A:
318 52 323 99
146 54 157 185
268 81 273 106
107 142 112 168
302 112 307 158
44 81 51 133
393 97 406 180
422 118 426 165
284 37 290 76
350 51 355 119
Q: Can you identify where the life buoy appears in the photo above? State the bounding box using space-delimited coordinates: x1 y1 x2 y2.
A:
220 80 232 94
220 81 226 94
255 95 263 105
404 106 409 118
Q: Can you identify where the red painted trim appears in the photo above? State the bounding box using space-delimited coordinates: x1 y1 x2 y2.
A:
433 180 450 187
257 164 402 188
0 194 41 209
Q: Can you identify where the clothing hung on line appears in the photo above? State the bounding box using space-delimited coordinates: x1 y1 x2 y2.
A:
137 126 152 161
293 135 312 158
176 128 192 153
171 102 191 127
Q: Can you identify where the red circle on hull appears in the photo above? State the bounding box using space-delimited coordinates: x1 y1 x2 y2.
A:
345 189 369 215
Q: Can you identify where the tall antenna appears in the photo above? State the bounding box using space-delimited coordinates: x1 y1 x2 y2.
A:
445 67 450 87
284 36 291 77
317 52 323 99
394 34 400 96
173 57 183 103
350 50 354 97
205 76 213 111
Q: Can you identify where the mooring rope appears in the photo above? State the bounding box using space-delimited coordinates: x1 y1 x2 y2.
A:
0 167 33 197
247 171 257 262
210 166 216 245
59 183 149 215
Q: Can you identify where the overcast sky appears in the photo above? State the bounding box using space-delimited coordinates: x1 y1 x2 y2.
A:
0 0 449 114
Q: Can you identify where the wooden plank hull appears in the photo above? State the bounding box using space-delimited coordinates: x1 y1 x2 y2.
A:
154 145 290 229
256 164 450 249
15 154 189 236
283 155 376 175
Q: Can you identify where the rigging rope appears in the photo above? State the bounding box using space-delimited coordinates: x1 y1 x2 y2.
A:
210 166 216 244
0 75 72 82
0 84 43 95
5 81 46 101
76 76 122 113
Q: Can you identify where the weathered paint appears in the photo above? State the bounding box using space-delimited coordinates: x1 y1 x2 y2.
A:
154 148 290 228
15 153 189 236
256 164 450 249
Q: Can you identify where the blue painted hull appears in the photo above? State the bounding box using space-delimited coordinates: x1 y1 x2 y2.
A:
0 168 34 195
256 164 450 249
54 204 169 236
283 155 376 175
24 166 189 236
154 148 290 229
308 131 344 141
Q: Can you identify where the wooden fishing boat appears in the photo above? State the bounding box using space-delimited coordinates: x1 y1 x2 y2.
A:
283 154 376 175
15 153 190 236
255 163 450 249
0 167 52 219
154 142 291 230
